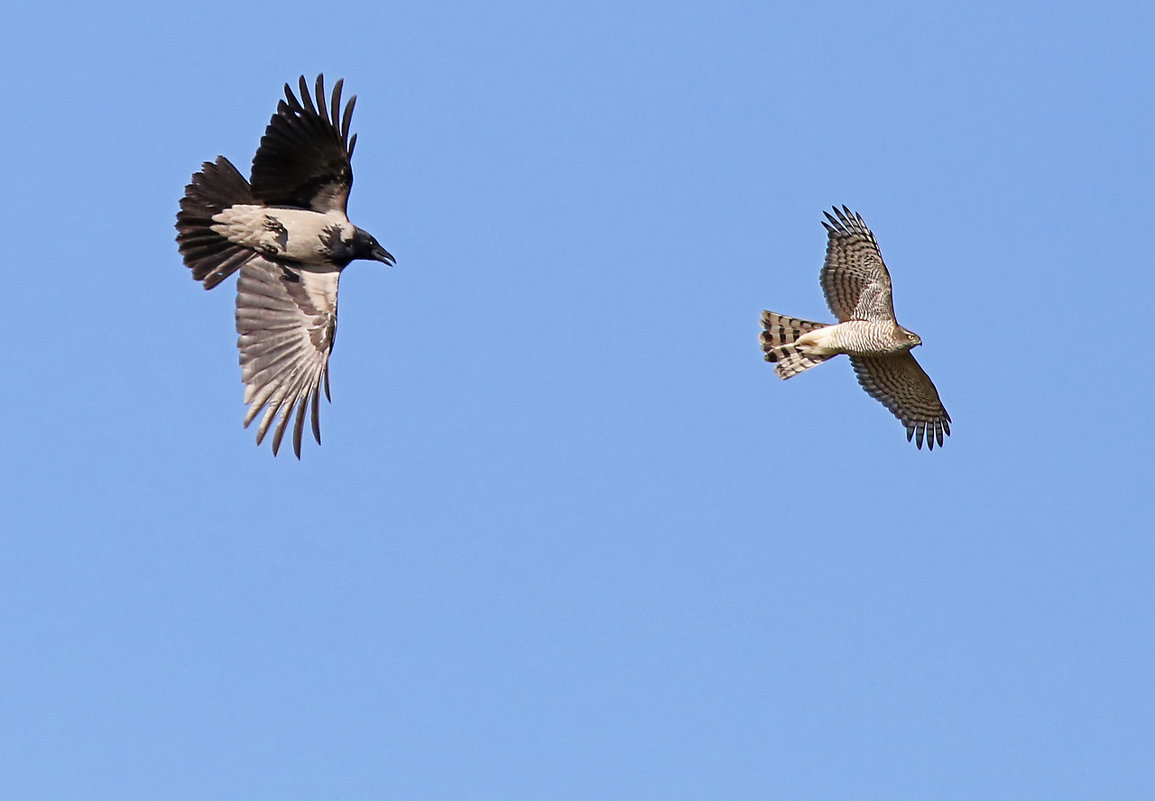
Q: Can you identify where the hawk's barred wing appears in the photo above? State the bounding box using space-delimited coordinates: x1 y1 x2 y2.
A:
250 75 357 214
820 206 895 323
849 353 951 449
235 258 340 458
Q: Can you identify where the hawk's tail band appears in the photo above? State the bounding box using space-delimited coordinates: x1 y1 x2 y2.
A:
760 311 833 379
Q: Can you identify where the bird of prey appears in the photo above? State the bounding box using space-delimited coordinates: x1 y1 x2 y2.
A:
760 206 951 449
176 75 394 457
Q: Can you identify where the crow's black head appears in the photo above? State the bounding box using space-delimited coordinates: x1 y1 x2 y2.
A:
351 228 395 266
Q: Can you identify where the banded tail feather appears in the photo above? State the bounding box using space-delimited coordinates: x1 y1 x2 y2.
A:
760 311 833 379
176 156 259 289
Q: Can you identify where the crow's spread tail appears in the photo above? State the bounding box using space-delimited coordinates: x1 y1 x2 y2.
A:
760 311 834 378
176 157 258 289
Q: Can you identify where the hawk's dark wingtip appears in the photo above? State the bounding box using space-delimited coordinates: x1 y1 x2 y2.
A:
907 420 950 450
822 205 853 234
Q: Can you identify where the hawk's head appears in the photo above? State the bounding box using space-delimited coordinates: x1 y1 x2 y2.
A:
899 327 922 348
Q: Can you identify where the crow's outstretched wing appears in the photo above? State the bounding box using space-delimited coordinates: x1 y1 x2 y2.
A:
250 74 357 214
235 257 340 458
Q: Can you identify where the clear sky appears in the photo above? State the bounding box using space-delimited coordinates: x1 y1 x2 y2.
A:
2 0 1153 798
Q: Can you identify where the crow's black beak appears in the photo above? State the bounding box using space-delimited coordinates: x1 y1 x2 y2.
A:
372 244 396 266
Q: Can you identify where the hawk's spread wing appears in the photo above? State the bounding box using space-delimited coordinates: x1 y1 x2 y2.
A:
235 258 340 458
820 206 895 323
250 75 356 214
849 353 951 449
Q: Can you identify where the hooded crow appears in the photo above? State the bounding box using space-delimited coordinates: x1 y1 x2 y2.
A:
176 75 394 458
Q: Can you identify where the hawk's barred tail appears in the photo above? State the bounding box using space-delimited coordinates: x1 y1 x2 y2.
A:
176 156 259 290
760 311 833 379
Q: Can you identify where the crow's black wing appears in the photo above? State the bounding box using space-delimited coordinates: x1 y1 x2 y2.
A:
250 75 357 214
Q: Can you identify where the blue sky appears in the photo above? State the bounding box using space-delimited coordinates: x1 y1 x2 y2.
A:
2 0 1153 798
